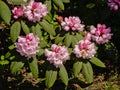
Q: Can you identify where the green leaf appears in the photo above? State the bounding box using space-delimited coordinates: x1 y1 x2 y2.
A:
53 0 64 10
10 21 21 42
8 44 15 50
75 33 84 41
71 36 78 47
29 57 39 78
59 65 68 85
82 62 93 83
35 24 42 38
64 33 72 47
90 57 106 68
39 40 47 48
55 34 64 44
8 0 24 4
1 55 4 60
45 0 52 12
43 13 52 22
0 60 9 65
86 3 95 9
10 61 24 74
39 20 55 36
45 66 57 88
62 0 70 3
21 21 30 34
0 1 11 24
30 25 36 34
37 48 44 56
73 61 82 77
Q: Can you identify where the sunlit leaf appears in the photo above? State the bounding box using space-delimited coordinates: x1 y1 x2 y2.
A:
59 65 68 85
10 61 24 74
10 21 21 42
39 20 55 36
82 62 93 83
73 61 82 77
90 57 106 68
0 1 11 24
29 57 39 78
21 21 30 34
53 0 64 10
45 65 57 88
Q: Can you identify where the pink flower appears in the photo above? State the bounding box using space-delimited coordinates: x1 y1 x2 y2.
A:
45 44 69 68
12 7 23 19
61 16 85 31
90 24 112 44
84 31 92 41
73 40 96 59
23 0 48 22
108 0 120 11
15 33 39 58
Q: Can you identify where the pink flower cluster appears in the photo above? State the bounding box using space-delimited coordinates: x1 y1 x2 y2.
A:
15 33 39 58
108 0 120 11
61 16 85 31
12 7 23 19
73 40 96 59
45 44 69 68
23 0 48 22
12 0 48 22
90 24 112 44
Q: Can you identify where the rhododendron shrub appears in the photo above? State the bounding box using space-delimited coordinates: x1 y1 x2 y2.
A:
0 0 117 89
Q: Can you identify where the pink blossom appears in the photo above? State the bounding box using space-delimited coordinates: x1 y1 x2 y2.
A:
108 0 120 11
90 24 112 44
23 0 48 22
61 16 85 31
15 33 39 58
73 40 96 59
45 44 69 68
84 31 92 41
12 7 23 19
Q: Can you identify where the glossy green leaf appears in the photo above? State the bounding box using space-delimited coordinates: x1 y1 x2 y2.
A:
10 61 24 74
73 61 82 77
10 21 21 42
8 0 24 4
8 44 15 50
71 36 78 47
53 0 64 10
62 0 70 3
39 20 55 36
35 24 42 38
30 25 36 34
55 34 64 44
82 62 93 83
90 57 106 68
39 40 47 48
59 65 68 85
43 13 52 22
21 21 30 34
45 68 57 88
0 1 11 24
29 57 39 78
0 60 9 65
64 33 72 47
75 33 84 41
86 3 95 9
45 0 52 12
